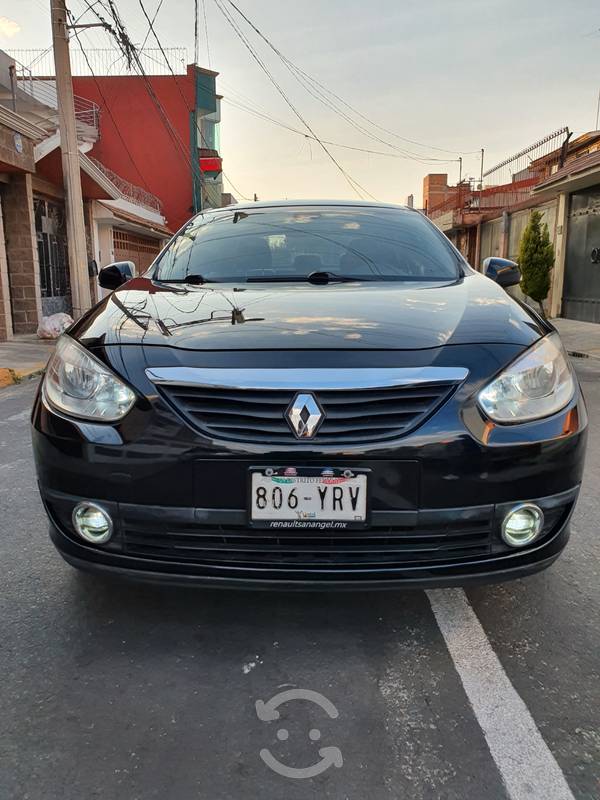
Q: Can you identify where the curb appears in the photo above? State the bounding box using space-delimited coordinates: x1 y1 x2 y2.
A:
0 365 46 389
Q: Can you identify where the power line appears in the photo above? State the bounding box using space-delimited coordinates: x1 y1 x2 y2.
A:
135 0 251 200
201 0 211 67
194 0 199 65
75 2 205 210
213 0 376 200
140 0 165 51
83 0 196 165
67 12 155 193
83 0 251 203
217 2 437 164
223 0 480 158
223 96 459 163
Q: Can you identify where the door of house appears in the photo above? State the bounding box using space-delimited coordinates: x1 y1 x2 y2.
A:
562 186 600 323
34 197 71 316
112 229 161 275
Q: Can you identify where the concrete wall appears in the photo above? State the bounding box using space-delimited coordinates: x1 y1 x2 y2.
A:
477 200 559 313
507 203 557 262
479 218 503 264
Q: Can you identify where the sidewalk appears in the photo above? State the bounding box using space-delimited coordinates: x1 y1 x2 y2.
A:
0 335 55 389
552 318 600 360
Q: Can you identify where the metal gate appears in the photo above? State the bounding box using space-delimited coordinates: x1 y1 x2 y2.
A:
34 197 71 316
113 229 161 275
562 186 600 323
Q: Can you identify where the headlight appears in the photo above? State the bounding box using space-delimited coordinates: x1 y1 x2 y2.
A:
478 333 575 423
43 336 135 421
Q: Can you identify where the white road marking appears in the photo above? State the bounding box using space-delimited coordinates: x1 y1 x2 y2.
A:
0 409 31 424
427 588 575 800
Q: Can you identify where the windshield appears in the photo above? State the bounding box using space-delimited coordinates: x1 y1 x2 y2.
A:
154 206 460 283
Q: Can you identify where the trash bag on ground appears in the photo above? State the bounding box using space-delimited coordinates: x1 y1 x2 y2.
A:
36 313 74 339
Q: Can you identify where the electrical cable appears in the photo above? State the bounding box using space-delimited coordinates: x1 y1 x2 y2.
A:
213 0 376 200
135 0 251 200
223 0 480 158
83 0 252 202
201 0 212 68
222 96 459 163
67 12 155 193
194 0 199 65
140 0 165 51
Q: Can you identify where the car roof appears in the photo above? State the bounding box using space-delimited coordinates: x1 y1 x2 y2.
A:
210 199 414 213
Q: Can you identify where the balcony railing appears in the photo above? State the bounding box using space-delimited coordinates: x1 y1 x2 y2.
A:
13 59 100 138
89 157 163 214
428 177 541 220
428 128 570 223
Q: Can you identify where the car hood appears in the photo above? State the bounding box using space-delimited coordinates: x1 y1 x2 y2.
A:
73 273 546 351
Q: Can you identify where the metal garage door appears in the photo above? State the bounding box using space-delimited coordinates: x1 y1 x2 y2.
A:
113 230 161 275
562 186 600 323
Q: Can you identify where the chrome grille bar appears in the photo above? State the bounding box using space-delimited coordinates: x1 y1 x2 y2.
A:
146 367 468 390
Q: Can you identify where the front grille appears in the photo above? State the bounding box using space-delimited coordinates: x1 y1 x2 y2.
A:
121 508 493 570
157 383 457 444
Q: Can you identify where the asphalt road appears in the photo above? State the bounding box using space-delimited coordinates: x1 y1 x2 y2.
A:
1 359 599 800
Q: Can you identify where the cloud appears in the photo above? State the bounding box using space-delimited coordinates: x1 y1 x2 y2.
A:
0 17 20 38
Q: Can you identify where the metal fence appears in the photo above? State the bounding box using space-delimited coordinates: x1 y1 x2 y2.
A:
483 128 569 186
428 128 571 220
11 56 100 133
89 157 163 214
8 48 189 77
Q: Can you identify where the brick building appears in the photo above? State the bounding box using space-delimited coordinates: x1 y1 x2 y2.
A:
0 106 45 339
422 173 464 216
0 51 174 341
423 129 600 322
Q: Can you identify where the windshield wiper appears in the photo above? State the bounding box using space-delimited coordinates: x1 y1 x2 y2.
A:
155 274 216 285
246 271 372 284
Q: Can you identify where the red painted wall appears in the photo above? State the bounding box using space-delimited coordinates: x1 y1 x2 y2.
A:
73 67 196 231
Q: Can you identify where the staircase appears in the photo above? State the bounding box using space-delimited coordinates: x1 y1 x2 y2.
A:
14 75 100 143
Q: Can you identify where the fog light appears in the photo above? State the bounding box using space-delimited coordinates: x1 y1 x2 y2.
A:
72 502 113 544
501 503 544 547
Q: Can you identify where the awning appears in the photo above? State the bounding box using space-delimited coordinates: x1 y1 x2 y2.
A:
97 201 172 238
533 149 600 196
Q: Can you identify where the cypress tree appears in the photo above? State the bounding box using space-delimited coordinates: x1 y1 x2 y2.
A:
518 210 554 318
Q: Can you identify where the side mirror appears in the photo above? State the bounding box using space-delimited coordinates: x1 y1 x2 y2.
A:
483 257 521 288
98 261 135 291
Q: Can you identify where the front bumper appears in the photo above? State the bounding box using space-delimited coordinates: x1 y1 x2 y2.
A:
42 486 579 589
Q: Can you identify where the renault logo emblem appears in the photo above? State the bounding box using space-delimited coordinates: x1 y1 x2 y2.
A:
286 393 325 439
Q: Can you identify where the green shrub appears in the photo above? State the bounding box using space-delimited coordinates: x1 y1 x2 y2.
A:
518 210 554 317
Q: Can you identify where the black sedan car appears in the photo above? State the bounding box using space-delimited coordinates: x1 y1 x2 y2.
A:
32 201 587 589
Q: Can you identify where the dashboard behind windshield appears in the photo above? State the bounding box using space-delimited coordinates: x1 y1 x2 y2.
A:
154 206 461 283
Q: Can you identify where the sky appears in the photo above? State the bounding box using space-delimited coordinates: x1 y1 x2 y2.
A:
2 0 599 206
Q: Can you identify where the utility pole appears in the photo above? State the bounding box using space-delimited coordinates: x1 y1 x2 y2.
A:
51 0 91 318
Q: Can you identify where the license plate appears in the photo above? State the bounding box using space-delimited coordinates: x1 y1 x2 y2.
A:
249 467 368 529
